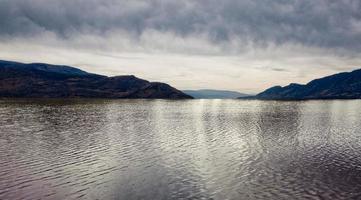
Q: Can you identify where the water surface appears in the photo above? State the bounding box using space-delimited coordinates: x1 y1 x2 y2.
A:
1 99 361 200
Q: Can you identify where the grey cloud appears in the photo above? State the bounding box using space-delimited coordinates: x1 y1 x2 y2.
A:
267 67 289 72
0 0 361 52
255 65 289 72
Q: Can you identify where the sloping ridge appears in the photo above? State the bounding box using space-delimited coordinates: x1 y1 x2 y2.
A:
0 60 193 99
254 69 361 100
183 89 248 99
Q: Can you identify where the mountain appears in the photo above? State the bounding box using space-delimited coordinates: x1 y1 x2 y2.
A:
245 69 361 100
0 60 193 99
183 89 248 99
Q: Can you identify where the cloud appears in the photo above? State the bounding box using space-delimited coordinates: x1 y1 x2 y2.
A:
1 0 361 52
0 0 361 92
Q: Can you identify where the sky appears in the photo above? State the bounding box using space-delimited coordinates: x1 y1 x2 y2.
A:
1 0 361 93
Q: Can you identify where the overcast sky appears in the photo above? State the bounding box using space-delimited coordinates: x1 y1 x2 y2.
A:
1 0 361 93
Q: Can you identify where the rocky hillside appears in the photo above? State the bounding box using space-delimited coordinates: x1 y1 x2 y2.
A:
249 69 361 100
0 60 193 99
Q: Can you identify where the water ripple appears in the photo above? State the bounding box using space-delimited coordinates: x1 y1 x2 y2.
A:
1 99 361 199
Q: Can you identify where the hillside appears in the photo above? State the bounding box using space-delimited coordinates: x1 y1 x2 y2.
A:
0 60 193 99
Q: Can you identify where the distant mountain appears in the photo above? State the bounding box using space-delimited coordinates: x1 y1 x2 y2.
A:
0 60 193 99
243 69 361 100
0 60 92 76
183 89 248 99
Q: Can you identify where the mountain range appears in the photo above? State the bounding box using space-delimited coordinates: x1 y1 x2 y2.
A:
183 89 248 99
0 60 192 99
2 59 361 100
243 69 361 100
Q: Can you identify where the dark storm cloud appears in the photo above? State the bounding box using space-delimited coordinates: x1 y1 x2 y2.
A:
1 0 361 51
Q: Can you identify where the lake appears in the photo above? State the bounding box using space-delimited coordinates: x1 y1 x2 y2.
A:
1 99 361 200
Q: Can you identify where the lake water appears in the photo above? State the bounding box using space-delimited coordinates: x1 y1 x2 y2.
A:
1 99 361 200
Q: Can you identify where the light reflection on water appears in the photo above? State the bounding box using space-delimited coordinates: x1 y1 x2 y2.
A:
1 99 361 200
